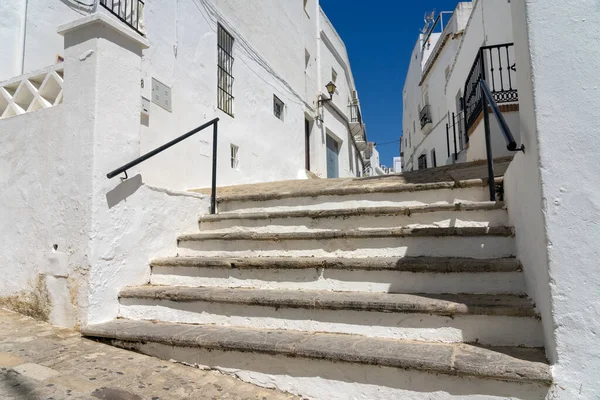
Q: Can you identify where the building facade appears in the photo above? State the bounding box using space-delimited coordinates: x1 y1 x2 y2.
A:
402 0 520 171
0 0 367 188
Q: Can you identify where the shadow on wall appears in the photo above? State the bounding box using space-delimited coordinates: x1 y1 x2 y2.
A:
59 0 96 14
106 174 143 208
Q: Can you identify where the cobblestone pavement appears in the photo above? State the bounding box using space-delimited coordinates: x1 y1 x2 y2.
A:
0 309 298 400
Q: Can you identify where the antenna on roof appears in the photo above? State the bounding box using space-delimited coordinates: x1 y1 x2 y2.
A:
420 10 436 34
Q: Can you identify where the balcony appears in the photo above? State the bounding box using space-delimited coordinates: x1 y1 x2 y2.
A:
100 0 145 35
420 105 432 129
350 104 362 124
464 43 518 133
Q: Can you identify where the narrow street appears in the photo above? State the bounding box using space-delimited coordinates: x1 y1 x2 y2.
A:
0 309 297 400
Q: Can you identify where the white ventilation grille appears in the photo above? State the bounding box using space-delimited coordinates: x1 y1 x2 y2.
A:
0 66 64 120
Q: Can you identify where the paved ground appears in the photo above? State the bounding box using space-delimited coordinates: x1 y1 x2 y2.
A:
191 157 513 200
0 309 298 400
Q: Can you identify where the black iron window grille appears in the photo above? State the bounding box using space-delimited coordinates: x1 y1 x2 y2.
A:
464 43 518 133
217 24 235 116
100 0 144 35
230 144 239 169
273 95 284 120
445 112 468 162
350 104 362 124
418 154 428 170
420 105 432 128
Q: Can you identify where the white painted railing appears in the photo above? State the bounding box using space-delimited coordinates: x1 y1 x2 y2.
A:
0 64 64 120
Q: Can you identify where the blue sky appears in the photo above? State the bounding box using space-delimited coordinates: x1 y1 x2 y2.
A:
321 0 462 167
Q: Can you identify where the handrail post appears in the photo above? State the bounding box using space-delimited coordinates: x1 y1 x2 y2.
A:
210 120 218 214
446 123 450 159
481 81 496 201
452 112 458 162
462 96 469 144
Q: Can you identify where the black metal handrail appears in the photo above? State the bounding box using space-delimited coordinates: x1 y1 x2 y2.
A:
480 80 523 152
107 118 220 214
100 0 145 36
479 79 524 201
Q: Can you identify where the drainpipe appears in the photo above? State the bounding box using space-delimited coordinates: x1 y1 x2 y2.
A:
18 0 29 75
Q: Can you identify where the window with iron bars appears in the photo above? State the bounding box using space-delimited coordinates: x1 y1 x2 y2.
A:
418 154 428 170
217 24 234 116
230 144 239 169
273 95 284 120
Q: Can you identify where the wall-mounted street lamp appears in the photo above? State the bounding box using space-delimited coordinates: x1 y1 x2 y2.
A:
318 81 337 104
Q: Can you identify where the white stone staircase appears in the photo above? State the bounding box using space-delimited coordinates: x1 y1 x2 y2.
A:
84 161 552 399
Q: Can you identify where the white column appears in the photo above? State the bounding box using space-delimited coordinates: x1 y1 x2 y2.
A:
59 13 149 325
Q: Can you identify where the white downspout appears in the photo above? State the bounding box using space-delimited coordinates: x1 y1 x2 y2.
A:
18 0 29 75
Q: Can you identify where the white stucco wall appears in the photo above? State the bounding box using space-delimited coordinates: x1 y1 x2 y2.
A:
0 14 210 328
465 110 520 162
411 24 461 169
402 41 424 172
0 0 367 190
402 0 521 171
507 0 600 398
445 0 520 163
0 0 25 80
316 9 365 178
402 4 471 171
137 0 311 190
0 100 90 328
0 0 92 81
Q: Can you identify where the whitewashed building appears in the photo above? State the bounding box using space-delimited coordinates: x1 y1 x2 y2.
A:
402 0 520 171
1 0 600 399
364 142 387 176
392 156 402 173
0 0 367 187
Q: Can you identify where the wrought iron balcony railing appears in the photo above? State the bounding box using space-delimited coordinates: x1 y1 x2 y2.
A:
463 43 518 134
100 0 145 35
350 104 362 125
420 105 432 128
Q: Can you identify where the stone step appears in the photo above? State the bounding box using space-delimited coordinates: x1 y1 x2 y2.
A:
215 178 503 213
118 286 542 346
176 227 515 258
198 202 508 232
150 256 525 294
82 320 552 395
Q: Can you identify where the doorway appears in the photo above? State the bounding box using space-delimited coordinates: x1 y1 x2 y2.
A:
326 134 339 178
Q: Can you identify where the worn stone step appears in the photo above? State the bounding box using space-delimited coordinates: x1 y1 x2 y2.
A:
198 202 508 232
118 286 542 346
82 319 552 387
214 179 503 213
150 257 525 294
176 227 515 259
151 256 522 273
120 286 535 317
